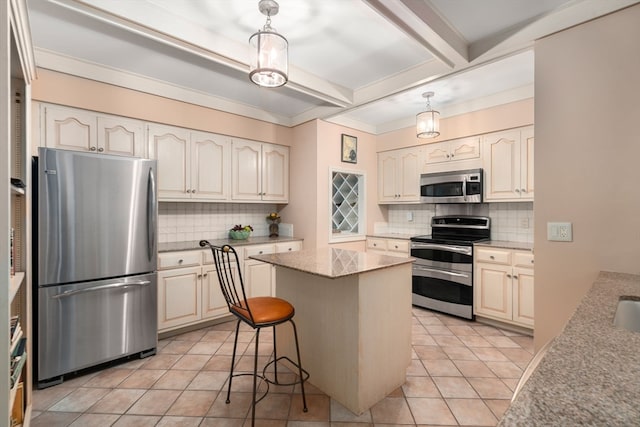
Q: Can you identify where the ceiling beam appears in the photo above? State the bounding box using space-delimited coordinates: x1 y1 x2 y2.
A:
363 0 469 68
48 0 354 108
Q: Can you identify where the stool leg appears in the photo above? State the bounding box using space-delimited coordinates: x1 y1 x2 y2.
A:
290 319 308 412
226 319 241 404
251 328 261 427
272 325 278 382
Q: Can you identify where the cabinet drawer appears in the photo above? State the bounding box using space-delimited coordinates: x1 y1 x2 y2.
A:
275 241 302 253
244 244 275 259
513 251 534 268
367 238 387 251
475 247 511 264
158 251 202 270
387 239 409 254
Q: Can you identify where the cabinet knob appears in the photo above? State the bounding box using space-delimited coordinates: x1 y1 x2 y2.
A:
394 245 398 249
521 188 527 193
178 259 183 264
507 273 512 278
186 189 191 193
515 189 521 193
373 243 377 247
446 154 450 158
531 259 534 264
203 273 207 277
513 275 519 279
489 255 495 260
192 189 196 194
259 251 263 254
197 274 202 279
98 147 104 153
288 248 292 251
90 146 96 151
450 153 454 158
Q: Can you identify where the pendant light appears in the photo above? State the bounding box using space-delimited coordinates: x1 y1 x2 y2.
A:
249 0 288 88
416 91 440 138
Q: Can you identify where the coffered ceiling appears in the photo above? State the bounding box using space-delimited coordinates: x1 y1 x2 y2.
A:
26 0 638 134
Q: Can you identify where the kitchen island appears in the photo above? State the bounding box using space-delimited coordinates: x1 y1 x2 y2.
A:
251 247 414 414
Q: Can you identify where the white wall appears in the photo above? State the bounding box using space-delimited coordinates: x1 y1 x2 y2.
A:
534 4 640 349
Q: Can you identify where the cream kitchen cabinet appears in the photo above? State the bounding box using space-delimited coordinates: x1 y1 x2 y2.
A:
366 237 410 258
482 126 534 201
243 240 303 297
157 249 236 332
41 103 146 157
422 136 480 166
474 246 534 328
378 147 421 203
148 124 231 201
231 139 289 202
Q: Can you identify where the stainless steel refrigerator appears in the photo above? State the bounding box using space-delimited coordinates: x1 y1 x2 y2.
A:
34 147 158 388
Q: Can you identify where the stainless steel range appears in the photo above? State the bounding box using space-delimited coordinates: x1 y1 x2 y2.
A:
410 215 490 320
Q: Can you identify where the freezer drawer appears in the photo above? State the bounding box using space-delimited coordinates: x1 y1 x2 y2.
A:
37 273 157 385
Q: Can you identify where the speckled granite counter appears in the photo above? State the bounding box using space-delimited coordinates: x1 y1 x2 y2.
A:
251 247 414 279
367 233 414 240
499 271 640 426
474 240 533 251
158 236 303 253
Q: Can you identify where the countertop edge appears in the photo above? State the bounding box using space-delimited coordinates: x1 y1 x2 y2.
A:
159 236 304 253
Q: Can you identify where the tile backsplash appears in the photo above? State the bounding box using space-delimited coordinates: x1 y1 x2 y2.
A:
378 202 534 243
158 202 288 243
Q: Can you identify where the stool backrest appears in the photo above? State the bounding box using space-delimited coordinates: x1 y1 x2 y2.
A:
199 240 254 324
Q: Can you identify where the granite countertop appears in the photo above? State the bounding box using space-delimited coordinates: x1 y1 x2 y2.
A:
251 247 414 279
500 271 640 426
158 236 303 253
367 233 414 240
474 240 533 251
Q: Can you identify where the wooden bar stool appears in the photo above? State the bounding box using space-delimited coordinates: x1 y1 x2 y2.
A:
199 241 308 426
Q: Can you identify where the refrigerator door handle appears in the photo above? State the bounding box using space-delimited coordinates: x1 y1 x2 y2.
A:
51 280 152 299
147 167 157 261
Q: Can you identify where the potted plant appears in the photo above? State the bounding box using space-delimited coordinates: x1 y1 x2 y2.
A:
229 224 253 240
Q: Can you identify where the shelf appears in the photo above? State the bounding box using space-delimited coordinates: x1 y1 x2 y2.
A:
10 184 25 195
9 272 25 303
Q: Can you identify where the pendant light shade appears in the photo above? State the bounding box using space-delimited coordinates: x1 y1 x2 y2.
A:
416 91 440 138
249 0 288 88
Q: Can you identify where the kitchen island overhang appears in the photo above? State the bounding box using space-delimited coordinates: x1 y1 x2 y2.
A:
251 248 415 414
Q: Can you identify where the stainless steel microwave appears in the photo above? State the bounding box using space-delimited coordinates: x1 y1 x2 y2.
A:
420 168 483 203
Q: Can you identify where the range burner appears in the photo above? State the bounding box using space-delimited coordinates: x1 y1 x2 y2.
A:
410 215 490 244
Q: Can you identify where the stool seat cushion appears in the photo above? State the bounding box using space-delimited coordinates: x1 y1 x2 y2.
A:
231 296 295 325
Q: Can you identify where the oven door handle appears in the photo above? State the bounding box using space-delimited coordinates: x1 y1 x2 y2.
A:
411 243 472 255
413 265 469 278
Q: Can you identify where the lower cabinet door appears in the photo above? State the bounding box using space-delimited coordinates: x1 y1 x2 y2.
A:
513 267 535 327
202 264 233 319
474 264 512 321
245 260 274 297
158 266 202 330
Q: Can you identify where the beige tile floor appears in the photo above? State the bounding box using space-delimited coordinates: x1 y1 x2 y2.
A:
31 307 534 426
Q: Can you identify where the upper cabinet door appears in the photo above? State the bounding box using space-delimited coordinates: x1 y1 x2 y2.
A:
482 126 534 202
520 127 534 200
148 123 191 200
378 151 399 202
231 139 262 201
97 116 146 157
261 143 289 202
191 131 231 201
482 129 521 200
44 105 97 152
397 148 420 201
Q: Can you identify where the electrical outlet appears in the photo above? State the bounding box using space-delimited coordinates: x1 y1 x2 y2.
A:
547 222 573 242
406 211 413 222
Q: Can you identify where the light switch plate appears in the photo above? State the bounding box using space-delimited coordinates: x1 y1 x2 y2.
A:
406 211 413 222
547 222 573 242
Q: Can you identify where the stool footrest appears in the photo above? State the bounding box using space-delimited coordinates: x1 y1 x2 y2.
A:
229 372 269 405
262 356 310 387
